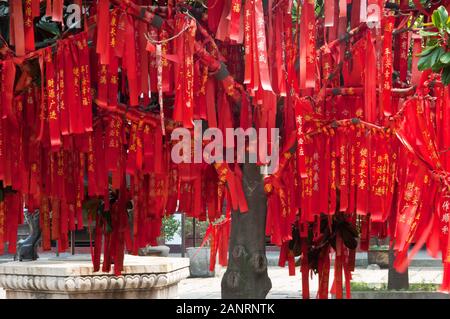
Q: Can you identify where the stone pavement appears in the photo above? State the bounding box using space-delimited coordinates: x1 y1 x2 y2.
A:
0 265 443 299
0 252 445 299
178 266 444 299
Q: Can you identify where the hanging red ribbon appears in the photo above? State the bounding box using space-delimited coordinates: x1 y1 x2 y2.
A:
294 98 307 179
299 0 316 90
45 48 62 151
364 31 377 123
382 15 395 117
254 0 273 92
10 0 26 56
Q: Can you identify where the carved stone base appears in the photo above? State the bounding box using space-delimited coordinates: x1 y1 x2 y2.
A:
0 255 189 299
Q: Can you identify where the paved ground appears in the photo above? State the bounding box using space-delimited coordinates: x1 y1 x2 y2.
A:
0 251 444 299
0 265 443 299
179 266 312 299
178 266 444 299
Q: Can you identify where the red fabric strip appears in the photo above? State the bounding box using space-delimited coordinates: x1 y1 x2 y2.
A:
52 0 63 22
32 0 40 17
107 57 119 108
45 0 52 17
76 33 93 132
364 32 377 122
243 0 253 85
356 129 369 215
295 99 308 179
56 46 69 135
1 60 16 121
123 15 139 106
24 0 35 52
382 16 395 116
410 35 422 86
96 0 110 65
11 0 26 56
299 0 316 89
254 0 273 91
229 0 241 42
156 44 166 135
45 48 62 150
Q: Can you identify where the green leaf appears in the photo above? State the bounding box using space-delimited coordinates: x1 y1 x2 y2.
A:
432 61 444 72
418 47 443 71
418 54 433 71
442 67 450 85
440 52 450 64
418 44 438 57
419 30 439 37
430 47 445 66
432 9 442 28
437 6 449 29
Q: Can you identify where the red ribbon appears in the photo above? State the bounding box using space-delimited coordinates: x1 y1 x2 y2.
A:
301 0 316 90
45 48 62 151
356 128 369 215
96 0 111 65
156 44 166 135
10 0 26 56
229 0 242 42
382 16 395 117
254 0 273 92
76 33 93 132
364 31 377 122
52 0 63 22
24 0 35 52
295 98 307 179
1 60 16 121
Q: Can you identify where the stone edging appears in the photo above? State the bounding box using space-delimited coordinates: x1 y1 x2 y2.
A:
0 267 190 292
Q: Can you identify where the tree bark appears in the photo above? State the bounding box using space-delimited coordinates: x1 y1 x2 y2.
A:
221 162 272 299
388 245 409 290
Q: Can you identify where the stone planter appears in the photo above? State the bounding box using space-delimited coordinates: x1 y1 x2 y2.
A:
368 248 389 269
186 247 214 278
0 254 189 299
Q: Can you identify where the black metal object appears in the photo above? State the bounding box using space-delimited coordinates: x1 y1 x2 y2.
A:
15 209 41 261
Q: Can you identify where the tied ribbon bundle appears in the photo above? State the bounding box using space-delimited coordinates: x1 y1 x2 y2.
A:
299 0 316 91
392 86 450 292
0 1 255 274
173 15 196 129
1 0 450 296
215 0 244 43
96 1 153 107
0 59 88 253
266 74 449 297
260 0 447 293
265 115 397 298
243 0 273 95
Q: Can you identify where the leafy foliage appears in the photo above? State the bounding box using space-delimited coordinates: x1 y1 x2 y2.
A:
418 6 450 85
161 215 181 242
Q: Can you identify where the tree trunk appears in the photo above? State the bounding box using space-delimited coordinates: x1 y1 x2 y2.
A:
221 162 272 299
388 245 409 290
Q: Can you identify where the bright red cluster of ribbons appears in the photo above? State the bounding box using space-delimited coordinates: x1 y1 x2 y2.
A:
0 0 248 275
